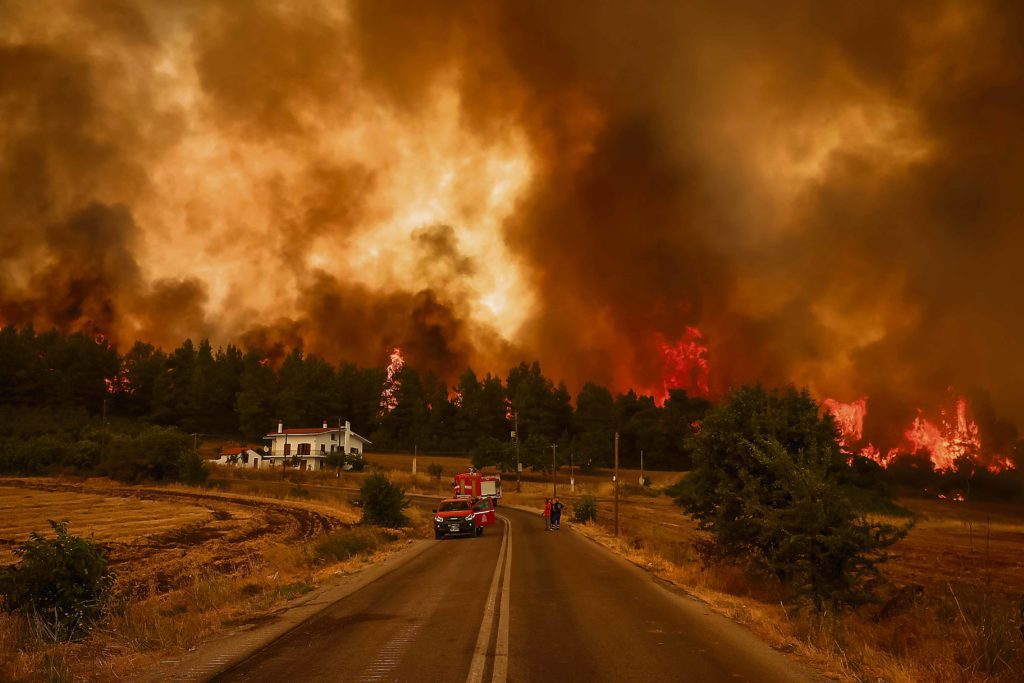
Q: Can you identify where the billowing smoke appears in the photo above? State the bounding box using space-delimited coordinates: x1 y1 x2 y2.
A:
1 0 1022 449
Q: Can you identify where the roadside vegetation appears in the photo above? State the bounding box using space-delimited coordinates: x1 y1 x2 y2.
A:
0 477 426 682
356 472 411 528
0 521 112 642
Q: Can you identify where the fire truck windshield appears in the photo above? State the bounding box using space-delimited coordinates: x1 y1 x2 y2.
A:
438 500 472 512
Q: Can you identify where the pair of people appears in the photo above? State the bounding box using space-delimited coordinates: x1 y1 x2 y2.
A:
543 497 564 530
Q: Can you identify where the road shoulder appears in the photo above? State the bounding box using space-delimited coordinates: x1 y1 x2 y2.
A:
144 538 434 682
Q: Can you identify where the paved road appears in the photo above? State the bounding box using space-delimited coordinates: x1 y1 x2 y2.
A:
215 507 816 682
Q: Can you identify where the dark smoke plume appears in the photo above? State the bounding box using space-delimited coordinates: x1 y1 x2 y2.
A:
1 0 1023 447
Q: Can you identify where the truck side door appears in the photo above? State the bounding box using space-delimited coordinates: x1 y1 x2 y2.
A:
473 498 496 526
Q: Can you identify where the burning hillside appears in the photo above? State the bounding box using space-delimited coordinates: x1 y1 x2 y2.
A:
823 395 1016 474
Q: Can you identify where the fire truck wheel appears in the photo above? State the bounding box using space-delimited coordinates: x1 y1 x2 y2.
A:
475 526 483 537
434 530 444 540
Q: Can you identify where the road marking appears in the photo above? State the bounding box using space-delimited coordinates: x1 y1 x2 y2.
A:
466 515 511 683
491 516 512 683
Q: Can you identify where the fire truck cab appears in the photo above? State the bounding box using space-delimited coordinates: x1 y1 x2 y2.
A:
453 471 502 505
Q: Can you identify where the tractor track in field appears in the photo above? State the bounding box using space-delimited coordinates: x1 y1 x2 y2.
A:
0 478 349 597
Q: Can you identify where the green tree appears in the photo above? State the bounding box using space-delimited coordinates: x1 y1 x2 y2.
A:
116 341 167 418
675 385 909 609
236 350 277 439
662 388 710 470
357 472 410 527
471 436 514 471
151 339 196 425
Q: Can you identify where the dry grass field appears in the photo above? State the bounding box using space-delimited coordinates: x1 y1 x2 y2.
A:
0 487 209 564
0 476 427 682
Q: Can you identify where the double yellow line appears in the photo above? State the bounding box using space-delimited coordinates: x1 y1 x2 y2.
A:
466 514 512 683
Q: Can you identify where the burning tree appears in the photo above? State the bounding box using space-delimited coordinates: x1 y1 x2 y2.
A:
379 347 405 415
675 385 910 610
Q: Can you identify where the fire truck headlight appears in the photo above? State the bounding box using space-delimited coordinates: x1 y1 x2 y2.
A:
434 516 443 523
465 513 475 521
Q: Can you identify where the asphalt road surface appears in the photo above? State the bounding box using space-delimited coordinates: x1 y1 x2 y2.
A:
214 506 816 683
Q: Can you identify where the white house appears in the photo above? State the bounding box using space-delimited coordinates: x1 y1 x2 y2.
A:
263 420 371 471
213 447 264 468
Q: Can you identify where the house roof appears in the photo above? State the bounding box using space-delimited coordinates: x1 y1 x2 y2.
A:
263 427 372 444
220 447 249 455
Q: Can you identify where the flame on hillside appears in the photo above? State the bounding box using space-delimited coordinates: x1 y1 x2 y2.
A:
658 327 710 405
824 394 1015 473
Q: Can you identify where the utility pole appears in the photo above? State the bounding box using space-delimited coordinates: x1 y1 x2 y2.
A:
639 449 644 486
551 444 558 497
514 411 521 493
413 444 418 475
570 451 575 492
614 432 620 537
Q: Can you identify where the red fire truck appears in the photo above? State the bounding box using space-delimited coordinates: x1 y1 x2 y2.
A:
453 470 502 505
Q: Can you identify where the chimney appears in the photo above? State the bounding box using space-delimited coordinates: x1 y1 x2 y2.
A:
322 420 328 429
277 420 283 433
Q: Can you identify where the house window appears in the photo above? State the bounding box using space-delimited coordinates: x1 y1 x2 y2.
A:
320 444 326 454
298 443 311 455
284 443 291 456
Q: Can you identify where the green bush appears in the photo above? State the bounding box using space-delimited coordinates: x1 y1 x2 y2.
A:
573 495 598 523
344 452 366 472
314 527 397 562
426 462 444 480
357 472 410 528
99 426 208 485
0 521 112 641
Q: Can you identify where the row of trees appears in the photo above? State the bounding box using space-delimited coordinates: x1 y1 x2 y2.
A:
0 326 711 470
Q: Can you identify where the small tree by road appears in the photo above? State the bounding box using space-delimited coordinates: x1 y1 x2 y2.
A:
357 472 410 528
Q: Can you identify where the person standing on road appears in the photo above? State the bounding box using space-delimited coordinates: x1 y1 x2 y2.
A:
543 498 552 530
551 497 564 530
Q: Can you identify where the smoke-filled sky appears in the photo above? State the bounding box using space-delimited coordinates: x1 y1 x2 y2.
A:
1 0 1023 446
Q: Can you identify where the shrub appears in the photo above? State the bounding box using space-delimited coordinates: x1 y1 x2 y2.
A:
100 426 208 485
0 521 112 641
357 473 410 528
573 495 598 524
426 462 444 480
314 527 396 563
344 452 365 472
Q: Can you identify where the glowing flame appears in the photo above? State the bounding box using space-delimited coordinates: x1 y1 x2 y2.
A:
658 327 710 404
825 394 1015 473
379 347 405 414
902 398 980 472
822 397 867 446
988 455 1015 474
